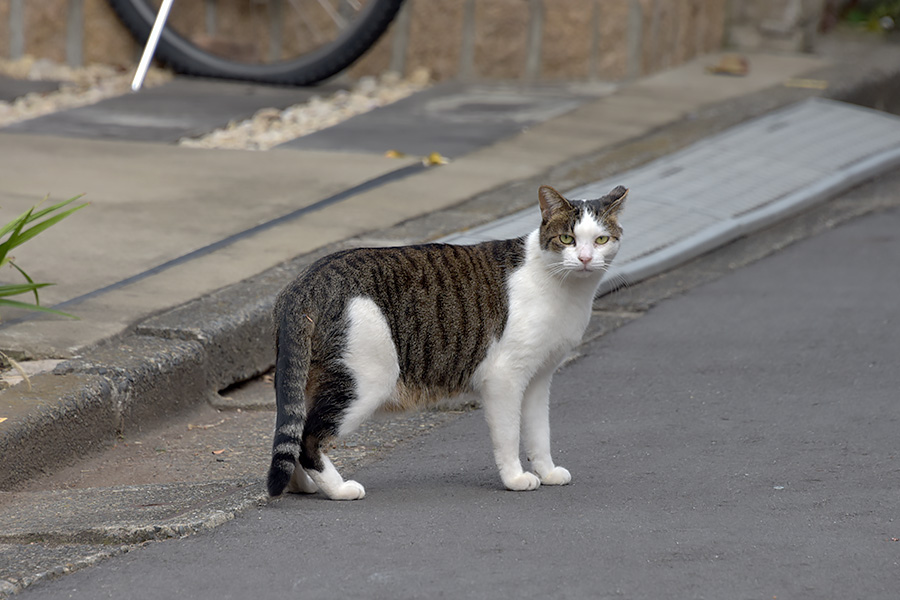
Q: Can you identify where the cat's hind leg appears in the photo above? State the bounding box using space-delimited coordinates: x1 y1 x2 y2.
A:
303 447 366 500
286 462 319 494
296 399 366 500
294 374 370 500
299 296 400 501
337 296 401 437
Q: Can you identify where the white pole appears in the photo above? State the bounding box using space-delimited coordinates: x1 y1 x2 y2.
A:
130 0 176 92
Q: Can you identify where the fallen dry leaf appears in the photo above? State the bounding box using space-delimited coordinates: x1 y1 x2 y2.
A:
423 151 450 166
783 78 828 90
0 417 7 424
384 149 407 158
706 54 749 76
212 448 226 455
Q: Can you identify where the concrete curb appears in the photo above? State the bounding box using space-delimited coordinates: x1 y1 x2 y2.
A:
2 42 899 490
2 479 265 545
0 337 208 489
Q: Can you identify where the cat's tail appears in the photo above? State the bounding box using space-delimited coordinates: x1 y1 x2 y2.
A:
266 305 314 497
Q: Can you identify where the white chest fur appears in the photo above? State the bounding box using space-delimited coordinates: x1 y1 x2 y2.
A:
475 231 603 388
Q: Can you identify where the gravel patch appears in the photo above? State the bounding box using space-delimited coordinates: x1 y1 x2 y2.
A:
0 57 430 151
0 57 172 128
178 68 431 151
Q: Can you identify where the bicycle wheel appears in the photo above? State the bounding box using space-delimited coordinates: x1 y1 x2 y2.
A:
108 0 405 86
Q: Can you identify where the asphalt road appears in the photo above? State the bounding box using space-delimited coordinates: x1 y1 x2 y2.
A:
20 201 900 599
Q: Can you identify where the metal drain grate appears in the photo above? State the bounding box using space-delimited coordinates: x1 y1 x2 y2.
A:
439 98 900 294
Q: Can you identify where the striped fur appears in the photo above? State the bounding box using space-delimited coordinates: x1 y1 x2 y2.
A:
267 185 627 499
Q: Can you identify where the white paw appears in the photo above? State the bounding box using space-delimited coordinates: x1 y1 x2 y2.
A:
540 466 571 486
287 468 319 494
328 480 366 501
503 471 541 491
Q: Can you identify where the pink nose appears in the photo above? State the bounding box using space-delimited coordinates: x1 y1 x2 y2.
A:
579 254 592 265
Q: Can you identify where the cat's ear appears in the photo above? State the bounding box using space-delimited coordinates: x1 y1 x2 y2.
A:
603 185 628 216
538 185 572 222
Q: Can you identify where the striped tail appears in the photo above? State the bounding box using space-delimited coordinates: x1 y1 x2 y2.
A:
266 309 313 496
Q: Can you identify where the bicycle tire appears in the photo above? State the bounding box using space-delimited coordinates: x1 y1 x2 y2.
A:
108 0 405 86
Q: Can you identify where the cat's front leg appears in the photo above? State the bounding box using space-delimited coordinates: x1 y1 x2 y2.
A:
522 369 571 486
481 379 541 491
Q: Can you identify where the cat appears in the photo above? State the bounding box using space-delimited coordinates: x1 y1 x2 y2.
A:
267 184 627 500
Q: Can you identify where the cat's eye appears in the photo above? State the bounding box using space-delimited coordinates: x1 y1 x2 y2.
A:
558 234 575 245
595 236 610 245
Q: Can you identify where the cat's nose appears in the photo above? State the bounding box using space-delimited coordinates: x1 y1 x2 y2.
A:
579 254 592 265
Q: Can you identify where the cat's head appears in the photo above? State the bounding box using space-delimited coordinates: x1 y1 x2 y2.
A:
537 185 627 278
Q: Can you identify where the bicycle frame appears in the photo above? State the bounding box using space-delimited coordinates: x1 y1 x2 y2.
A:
131 0 175 91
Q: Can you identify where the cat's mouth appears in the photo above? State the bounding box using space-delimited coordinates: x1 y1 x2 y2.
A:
571 263 602 277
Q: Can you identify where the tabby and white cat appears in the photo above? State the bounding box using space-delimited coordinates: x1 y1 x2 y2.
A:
267 184 627 500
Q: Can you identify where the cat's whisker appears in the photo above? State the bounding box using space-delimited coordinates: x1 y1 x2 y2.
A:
603 271 631 295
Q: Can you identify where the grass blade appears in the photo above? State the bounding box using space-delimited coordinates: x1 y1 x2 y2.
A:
8 202 88 251
9 261 40 304
25 195 85 222
0 282 53 298
0 204 39 239
0 207 34 264
0 298 78 319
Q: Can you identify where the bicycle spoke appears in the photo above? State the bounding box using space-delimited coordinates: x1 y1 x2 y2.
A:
313 0 348 30
205 0 216 35
268 0 283 61
288 0 329 47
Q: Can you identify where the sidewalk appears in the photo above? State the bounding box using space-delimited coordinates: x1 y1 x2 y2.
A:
1 41 899 491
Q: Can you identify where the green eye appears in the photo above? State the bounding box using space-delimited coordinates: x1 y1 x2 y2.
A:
596 235 610 245
558 234 575 245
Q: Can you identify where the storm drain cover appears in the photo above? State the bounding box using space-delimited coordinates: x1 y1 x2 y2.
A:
439 98 900 294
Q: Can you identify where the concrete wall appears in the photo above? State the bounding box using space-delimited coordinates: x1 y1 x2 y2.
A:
727 0 827 52
0 0 136 67
348 0 728 82
0 0 813 83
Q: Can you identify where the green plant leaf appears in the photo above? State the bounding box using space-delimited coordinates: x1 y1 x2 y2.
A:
0 194 87 321
25 194 86 223
6 202 88 252
0 207 35 265
0 196 88 261
0 298 77 319
0 204 39 240
9 261 39 305
0 282 53 298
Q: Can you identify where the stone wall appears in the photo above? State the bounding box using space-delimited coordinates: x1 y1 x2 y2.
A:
0 0 738 82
